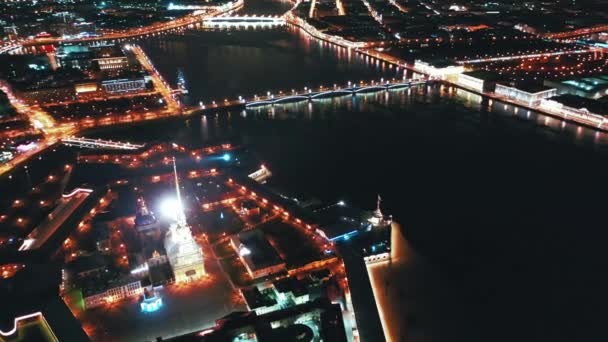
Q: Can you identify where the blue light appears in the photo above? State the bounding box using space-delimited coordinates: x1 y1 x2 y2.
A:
141 298 163 313
222 153 231 162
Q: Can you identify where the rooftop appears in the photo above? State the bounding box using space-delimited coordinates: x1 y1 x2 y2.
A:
273 277 310 298
66 252 108 275
561 75 608 93
498 82 554 94
235 229 284 271
241 286 277 310
461 70 501 81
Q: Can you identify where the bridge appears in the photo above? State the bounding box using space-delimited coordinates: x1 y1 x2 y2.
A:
545 24 608 40
203 15 286 26
62 137 145 150
242 78 428 107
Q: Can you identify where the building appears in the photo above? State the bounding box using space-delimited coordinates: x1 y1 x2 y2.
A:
242 277 312 315
91 45 129 71
495 82 557 106
74 82 98 95
164 158 206 283
456 70 500 92
56 44 128 71
161 298 348 342
55 45 92 70
316 215 362 242
544 76 608 100
135 197 160 233
101 78 147 94
83 279 143 309
414 59 464 79
540 94 608 126
241 286 279 315
368 194 391 227
95 56 128 71
230 229 286 279
0 263 89 341
66 253 108 278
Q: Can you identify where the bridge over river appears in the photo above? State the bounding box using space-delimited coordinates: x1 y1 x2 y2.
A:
192 78 431 111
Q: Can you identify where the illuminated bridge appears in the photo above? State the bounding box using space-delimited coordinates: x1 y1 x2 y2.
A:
243 78 428 107
62 137 145 150
202 15 286 26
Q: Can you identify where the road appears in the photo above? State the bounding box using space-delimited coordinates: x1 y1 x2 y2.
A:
18 0 244 47
0 81 77 176
129 45 182 113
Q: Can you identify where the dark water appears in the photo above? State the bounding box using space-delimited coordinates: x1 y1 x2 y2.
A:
138 27 403 105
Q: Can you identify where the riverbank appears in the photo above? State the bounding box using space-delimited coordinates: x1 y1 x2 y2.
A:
284 12 608 134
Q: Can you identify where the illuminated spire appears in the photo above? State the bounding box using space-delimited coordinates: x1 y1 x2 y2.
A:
172 157 187 226
373 194 383 218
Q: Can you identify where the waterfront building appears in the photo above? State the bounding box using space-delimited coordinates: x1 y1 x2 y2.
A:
540 94 608 126
414 60 464 80
456 70 500 92
163 158 206 283
495 82 557 106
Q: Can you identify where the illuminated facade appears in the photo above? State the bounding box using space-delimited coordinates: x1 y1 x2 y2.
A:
414 60 464 80
164 157 205 283
101 78 146 93
95 56 128 70
84 280 143 309
495 83 557 106
368 194 390 226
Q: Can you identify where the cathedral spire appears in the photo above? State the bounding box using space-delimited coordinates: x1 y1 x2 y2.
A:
172 157 186 226
373 194 383 218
